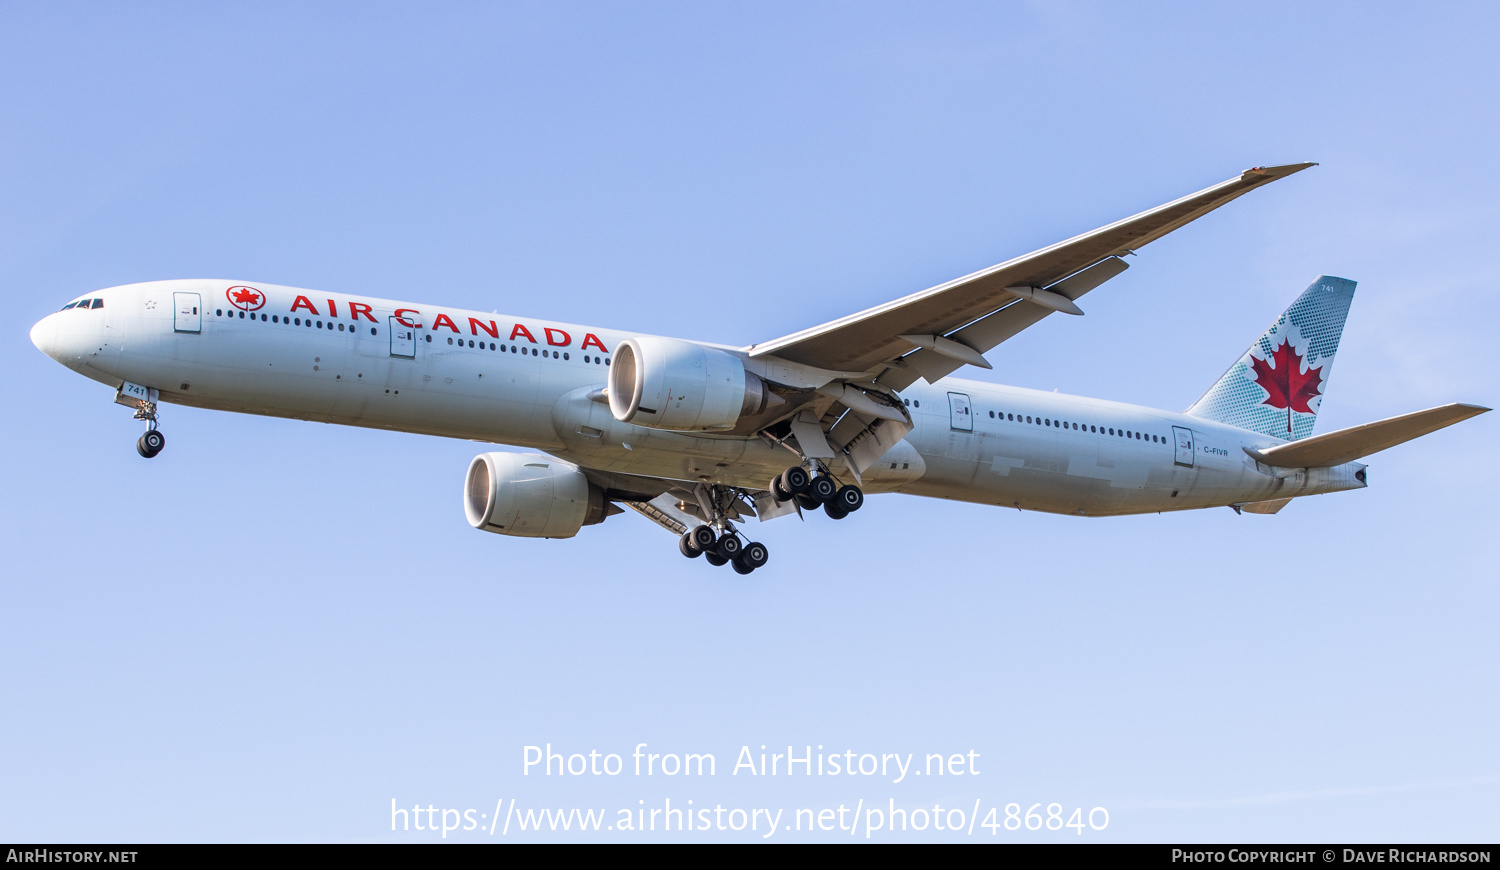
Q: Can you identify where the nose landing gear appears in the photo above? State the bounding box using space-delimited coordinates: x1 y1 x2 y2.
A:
133 401 165 459
116 383 165 458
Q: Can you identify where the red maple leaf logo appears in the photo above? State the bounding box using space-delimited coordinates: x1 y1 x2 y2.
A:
231 288 261 305
1249 336 1323 433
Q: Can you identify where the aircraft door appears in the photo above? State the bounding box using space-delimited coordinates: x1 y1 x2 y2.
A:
1172 425 1195 467
948 392 973 431
173 292 201 333
389 316 415 358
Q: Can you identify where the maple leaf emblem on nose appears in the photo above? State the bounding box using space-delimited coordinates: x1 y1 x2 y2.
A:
231 288 261 305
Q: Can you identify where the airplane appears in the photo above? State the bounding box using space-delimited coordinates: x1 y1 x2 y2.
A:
28 163 1488 574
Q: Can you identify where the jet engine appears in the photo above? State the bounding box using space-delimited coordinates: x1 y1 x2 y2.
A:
607 336 768 430
464 452 613 538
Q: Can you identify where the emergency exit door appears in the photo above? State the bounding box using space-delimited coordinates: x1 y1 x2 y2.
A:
948 392 973 431
1172 425 1195 467
173 292 201 333
389 316 415 358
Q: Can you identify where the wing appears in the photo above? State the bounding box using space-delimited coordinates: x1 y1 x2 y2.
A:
748 163 1315 390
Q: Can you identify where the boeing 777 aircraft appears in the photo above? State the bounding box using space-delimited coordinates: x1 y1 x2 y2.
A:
29 163 1488 574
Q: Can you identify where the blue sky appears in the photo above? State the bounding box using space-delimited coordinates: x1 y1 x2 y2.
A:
2 1 1495 842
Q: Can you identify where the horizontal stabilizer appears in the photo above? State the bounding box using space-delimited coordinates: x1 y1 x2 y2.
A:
1244 403 1489 468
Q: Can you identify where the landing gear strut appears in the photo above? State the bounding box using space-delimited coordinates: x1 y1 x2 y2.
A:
676 485 770 575
133 401 165 459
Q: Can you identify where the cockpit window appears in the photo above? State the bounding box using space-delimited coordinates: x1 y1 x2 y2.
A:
91 299 104 309
60 302 77 310
74 299 91 309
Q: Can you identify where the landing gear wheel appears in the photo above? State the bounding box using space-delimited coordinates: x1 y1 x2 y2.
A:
780 466 811 495
771 476 792 502
810 475 837 504
731 560 754 575
738 541 769 570
689 525 717 552
705 552 728 567
715 534 742 561
835 484 864 513
679 532 703 559
136 430 165 458
824 500 849 520
795 493 821 511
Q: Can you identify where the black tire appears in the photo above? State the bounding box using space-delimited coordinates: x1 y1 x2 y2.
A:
137 431 164 458
731 559 754 575
810 475 837 504
824 500 849 520
739 541 769 570
835 484 864 513
781 466 811 495
716 534 742 560
679 533 703 558
795 493 821 511
690 525 717 552
705 552 728 567
771 477 792 502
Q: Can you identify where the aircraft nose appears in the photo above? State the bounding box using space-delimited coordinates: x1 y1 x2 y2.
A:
30 313 57 359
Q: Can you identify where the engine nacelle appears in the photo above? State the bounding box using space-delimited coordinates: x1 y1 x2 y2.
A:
607 336 767 430
464 452 610 539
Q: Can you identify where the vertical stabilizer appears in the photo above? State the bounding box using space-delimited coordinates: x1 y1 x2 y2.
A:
1186 276 1356 441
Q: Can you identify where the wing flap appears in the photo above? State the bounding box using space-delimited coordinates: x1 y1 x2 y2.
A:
1245 403 1489 468
750 163 1314 373
877 256 1130 390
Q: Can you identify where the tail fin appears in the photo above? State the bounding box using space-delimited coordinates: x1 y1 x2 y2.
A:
1186 276 1356 441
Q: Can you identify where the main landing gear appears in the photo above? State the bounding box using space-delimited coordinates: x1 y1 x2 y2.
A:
676 483 771 575
680 523 770 575
134 402 165 459
770 464 863 520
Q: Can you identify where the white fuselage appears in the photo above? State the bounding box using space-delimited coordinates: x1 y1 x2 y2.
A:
30 280 1367 517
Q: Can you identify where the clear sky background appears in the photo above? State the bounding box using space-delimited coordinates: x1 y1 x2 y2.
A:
2 1 1496 843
